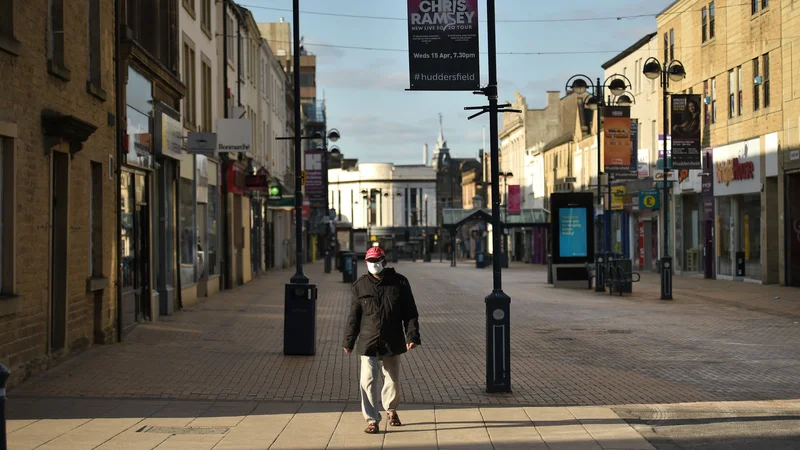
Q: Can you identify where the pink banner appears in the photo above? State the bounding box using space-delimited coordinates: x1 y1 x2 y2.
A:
507 185 521 215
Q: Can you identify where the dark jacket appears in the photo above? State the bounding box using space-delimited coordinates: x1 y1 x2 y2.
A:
343 268 421 357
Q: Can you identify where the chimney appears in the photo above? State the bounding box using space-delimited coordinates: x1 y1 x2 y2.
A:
280 17 285 23
546 91 560 107
423 143 428 165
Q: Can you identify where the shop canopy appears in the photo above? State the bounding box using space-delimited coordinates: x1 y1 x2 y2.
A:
441 208 550 233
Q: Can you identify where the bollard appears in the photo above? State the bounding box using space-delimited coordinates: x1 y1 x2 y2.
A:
0 363 9 450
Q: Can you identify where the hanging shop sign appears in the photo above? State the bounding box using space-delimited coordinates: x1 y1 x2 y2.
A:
639 189 660 210
670 94 702 169
407 0 480 91
610 186 626 211
216 118 252 153
187 132 217 156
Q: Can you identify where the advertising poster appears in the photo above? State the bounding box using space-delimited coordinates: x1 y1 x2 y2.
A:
304 148 325 206
558 208 588 258
507 185 521 215
611 186 626 211
671 94 702 169
615 119 639 180
407 0 480 91
603 106 632 173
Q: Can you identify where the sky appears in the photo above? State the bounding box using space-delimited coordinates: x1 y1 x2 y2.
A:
247 0 675 165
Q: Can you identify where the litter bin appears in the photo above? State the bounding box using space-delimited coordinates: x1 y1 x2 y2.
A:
547 254 553 285
736 251 746 277
324 251 332 273
342 252 357 283
284 283 317 355
476 252 486 269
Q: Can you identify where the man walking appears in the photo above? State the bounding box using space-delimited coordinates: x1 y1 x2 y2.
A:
343 246 421 434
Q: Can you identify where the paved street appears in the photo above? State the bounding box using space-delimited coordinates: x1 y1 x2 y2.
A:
8 261 800 448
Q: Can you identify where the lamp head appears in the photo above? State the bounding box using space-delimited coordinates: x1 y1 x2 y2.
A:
585 95 600 111
643 59 662 80
668 61 686 82
569 78 589 95
608 78 627 96
327 128 340 142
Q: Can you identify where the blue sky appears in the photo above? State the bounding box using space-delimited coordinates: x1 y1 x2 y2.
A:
248 0 674 165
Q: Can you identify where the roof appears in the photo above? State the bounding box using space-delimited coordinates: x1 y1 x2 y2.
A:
442 208 550 229
601 32 658 70
543 132 574 152
657 0 681 18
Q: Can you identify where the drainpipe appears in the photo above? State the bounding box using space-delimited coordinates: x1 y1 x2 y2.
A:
114 0 124 342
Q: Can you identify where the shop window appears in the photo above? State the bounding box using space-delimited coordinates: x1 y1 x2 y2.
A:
0 0 19 56
739 194 762 279
718 198 732 276
48 0 70 80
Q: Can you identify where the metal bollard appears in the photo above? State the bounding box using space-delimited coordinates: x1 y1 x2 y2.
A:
0 363 9 450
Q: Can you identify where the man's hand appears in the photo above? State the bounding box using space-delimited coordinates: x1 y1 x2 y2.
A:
406 342 417 351
343 348 352 354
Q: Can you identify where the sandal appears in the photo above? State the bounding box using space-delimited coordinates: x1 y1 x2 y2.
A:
387 411 402 427
364 421 380 434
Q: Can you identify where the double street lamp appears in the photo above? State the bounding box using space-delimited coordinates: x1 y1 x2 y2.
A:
643 57 687 301
566 74 634 292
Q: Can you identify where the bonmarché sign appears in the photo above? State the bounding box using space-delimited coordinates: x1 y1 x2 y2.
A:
407 0 480 91
216 118 252 153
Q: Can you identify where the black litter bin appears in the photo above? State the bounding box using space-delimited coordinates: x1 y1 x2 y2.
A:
476 252 486 269
342 252 357 283
324 251 332 273
284 283 317 355
547 254 553 284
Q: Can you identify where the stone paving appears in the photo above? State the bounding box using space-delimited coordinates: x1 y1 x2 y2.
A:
7 397 659 450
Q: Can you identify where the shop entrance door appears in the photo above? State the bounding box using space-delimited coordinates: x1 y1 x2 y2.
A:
120 171 150 336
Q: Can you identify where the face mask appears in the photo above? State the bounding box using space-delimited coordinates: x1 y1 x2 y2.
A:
367 261 384 275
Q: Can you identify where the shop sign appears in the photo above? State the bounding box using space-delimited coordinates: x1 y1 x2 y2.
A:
637 149 650 179
653 171 677 182
713 138 761 197
639 190 660 210
158 112 183 159
610 186 626 211
216 119 252 153
407 0 480 91
187 132 217 156
245 174 269 191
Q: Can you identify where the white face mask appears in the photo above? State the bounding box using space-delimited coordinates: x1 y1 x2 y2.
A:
367 261 385 275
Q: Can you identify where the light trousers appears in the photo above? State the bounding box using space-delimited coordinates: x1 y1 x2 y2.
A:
359 355 401 423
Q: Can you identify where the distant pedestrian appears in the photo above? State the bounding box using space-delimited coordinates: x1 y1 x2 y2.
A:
343 246 421 434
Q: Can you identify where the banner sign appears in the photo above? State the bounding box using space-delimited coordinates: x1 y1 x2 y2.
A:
507 185 521 215
407 0 480 91
603 106 632 173
187 132 217 156
304 148 325 205
615 119 639 180
670 94 702 169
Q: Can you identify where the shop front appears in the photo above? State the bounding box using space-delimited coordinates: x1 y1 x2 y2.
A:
226 163 251 286
674 168 706 276
713 138 762 281
196 156 222 298
121 66 156 334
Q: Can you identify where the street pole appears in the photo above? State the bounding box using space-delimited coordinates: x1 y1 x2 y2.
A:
484 0 511 393
595 78 606 292
661 68 673 300
290 0 306 284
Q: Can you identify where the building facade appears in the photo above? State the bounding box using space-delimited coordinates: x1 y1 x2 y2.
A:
0 0 119 386
657 0 781 283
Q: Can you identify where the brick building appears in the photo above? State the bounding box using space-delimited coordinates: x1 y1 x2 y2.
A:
0 0 118 386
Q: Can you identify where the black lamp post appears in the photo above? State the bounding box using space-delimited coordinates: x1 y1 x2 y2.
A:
565 74 635 292
643 57 687 301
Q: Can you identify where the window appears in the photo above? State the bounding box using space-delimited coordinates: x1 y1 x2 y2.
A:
729 70 735 119
201 57 212 132
737 66 743 116
300 73 315 87
663 33 668 64
752 0 758 14
201 0 211 36
183 41 196 126
709 2 715 39
711 77 717 124
0 137 16 295
701 7 707 42
48 0 70 79
763 52 770 108
669 29 675 61
763 0 769 9
89 162 103 277
87 0 104 97
183 0 195 17
753 58 760 111
0 0 19 55
226 16 234 63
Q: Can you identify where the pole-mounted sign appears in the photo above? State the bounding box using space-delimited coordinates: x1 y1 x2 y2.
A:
406 0 480 91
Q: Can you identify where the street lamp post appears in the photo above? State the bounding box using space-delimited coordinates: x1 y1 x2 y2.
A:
500 172 513 266
565 74 634 292
643 57 686 301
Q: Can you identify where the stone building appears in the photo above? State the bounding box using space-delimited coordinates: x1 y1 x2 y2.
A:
0 0 118 386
